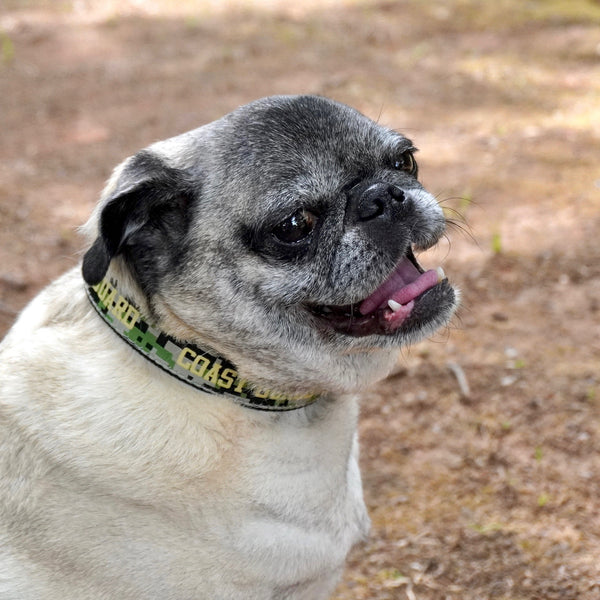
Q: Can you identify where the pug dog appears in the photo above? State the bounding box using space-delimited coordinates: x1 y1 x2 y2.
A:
0 95 456 600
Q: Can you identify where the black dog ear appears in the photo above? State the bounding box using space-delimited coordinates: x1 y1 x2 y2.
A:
82 236 113 286
82 151 195 289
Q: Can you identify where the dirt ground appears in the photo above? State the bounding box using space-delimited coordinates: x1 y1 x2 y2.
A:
1 0 599 598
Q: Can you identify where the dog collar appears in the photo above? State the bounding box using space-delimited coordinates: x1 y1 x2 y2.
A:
86 278 319 411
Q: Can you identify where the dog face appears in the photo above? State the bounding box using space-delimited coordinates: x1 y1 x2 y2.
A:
82 95 456 395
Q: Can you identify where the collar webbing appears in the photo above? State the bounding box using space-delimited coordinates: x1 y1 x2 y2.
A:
86 278 318 411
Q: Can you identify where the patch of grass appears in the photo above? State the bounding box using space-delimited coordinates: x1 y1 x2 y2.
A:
537 492 550 507
378 568 407 580
273 23 303 45
491 230 503 255
101 15 120 28
376 568 410 587
1 31 15 65
458 191 473 214
423 0 600 30
524 0 600 25
471 521 505 534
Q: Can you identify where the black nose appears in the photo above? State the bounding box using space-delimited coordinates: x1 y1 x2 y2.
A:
350 182 405 222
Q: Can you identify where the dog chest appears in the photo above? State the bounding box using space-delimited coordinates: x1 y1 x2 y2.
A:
181 400 371 597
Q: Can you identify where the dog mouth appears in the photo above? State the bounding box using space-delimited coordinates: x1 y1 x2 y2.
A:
307 247 451 337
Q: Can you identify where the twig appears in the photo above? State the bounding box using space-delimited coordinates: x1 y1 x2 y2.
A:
447 361 471 399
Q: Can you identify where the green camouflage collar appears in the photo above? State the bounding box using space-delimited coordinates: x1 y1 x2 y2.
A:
86 278 318 411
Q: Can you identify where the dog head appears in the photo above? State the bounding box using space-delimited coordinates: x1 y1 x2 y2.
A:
82 95 457 395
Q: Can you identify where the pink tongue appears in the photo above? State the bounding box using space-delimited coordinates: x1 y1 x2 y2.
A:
359 258 439 315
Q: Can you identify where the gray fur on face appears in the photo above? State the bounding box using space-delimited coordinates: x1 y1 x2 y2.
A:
82 95 456 395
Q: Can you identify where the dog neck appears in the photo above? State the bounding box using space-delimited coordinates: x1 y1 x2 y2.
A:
86 277 318 411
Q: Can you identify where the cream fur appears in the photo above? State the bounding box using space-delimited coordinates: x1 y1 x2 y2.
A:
0 269 369 600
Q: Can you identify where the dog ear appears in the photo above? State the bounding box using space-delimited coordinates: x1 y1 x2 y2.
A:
82 151 195 290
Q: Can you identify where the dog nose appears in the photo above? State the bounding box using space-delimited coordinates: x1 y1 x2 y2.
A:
352 182 405 222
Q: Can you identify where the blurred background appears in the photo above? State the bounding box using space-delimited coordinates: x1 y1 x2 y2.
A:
1 0 599 598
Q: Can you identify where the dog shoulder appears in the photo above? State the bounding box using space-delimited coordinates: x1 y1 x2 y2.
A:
1 268 88 346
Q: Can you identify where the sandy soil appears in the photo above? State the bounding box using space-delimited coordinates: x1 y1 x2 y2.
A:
1 1 599 598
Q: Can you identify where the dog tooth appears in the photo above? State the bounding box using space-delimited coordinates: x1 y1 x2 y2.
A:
436 266 446 282
388 299 403 312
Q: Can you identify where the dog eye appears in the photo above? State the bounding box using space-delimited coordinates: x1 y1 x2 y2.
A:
392 151 417 175
272 209 318 244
